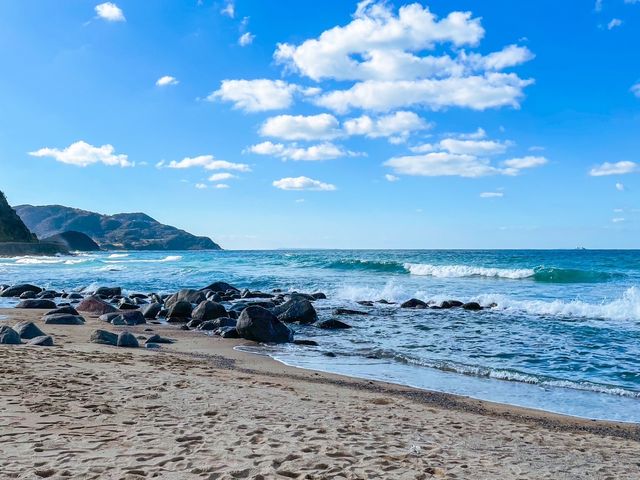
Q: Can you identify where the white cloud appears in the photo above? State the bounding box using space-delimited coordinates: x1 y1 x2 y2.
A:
248 141 357 161
208 172 237 182
213 183 230 189
314 74 534 113
631 83 640 98
195 183 207 189
385 153 546 178
616 182 625 191
480 191 504 198
220 0 235 18
589 161 638 176
385 174 400 182
239 32 255 46
156 75 179 87
607 18 622 29
260 114 341 141
457 128 486 140
29 140 132 167
210 79 319 112
439 138 509 156
612 217 625 223
273 176 336 191
95 2 125 22
409 143 435 153
344 111 431 142
161 155 251 172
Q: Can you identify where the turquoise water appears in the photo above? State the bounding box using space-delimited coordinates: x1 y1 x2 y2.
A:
1 249 639 421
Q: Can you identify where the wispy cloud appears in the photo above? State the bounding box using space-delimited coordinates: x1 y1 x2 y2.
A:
273 176 336 191
158 155 251 171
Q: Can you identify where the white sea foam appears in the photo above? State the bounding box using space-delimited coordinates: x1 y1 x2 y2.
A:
103 255 182 264
107 253 129 258
13 256 90 265
476 286 640 322
404 263 535 279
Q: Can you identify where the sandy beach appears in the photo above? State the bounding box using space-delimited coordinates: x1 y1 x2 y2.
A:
1 307 639 480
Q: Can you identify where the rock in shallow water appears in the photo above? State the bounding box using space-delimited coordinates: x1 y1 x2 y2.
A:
317 319 352 329
0 284 43 298
400 298 428 309
272 298 317 324
236 306 293 344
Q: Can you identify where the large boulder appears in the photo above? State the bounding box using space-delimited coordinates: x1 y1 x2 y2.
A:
192 301 227 321
0 325 21 344
15 299 57 309
164 289 205 309
145 334 174 344
198 317 237 331
201 281 239 293
46 306 79 316
462 302 483 311
76 296 118 315
167 300 193 321
110 310 146 326
236 306 293 344
12 321 46 339
333 308 368 316
0 284 43 298
90 329 118 346
317 319 352 329
271 298 317 325
141 302 163 319
43 314 85 325
117 331 139 348
400 298 428 309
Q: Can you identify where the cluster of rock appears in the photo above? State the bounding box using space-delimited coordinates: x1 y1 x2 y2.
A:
0 321 53 346
399 298 495 311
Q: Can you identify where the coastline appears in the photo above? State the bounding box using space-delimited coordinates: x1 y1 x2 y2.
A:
2 307 639 479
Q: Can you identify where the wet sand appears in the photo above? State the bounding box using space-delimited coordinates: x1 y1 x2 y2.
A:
1 307 639 479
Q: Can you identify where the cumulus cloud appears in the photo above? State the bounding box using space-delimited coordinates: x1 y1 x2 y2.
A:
239 32 255 46
208 172 237 181
248 141 358 161
29 140 132 167
260 114 341 141
95 2 125 22
209 79 319 112
159 155 251 171
480 192 504 198
343 111 431 142
607 18 622 29
439 138 509 156
220 0 235 18
502 156 548 171
589 161 638 176
314 74 534 113
156 75 179 87
273 176 336 191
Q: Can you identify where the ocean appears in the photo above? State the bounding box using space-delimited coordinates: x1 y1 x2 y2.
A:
1 249 639 422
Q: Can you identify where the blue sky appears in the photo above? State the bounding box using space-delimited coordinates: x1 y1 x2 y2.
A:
0 0 639 249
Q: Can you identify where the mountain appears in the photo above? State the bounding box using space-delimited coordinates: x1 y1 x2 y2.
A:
0 191 37 243
14 204 222 251
42 231 101 252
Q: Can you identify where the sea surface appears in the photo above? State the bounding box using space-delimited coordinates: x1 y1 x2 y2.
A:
1 249 640 422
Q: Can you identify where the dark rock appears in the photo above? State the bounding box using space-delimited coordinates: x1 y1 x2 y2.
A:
357 301 374 307
12 321 45 339
192 300 227 321
129 293 148 299
400 298 428 309
15 299 57 309
37 292 56 299
202 281 239 293
146 334 174 344
0 284 43 298
236 306 293 343
118 299 139 310
186 318 203 329
43 314 85 325
67 292 83 299
272 298 317 324
323 351 337 358
90 329 118 346
0 325 21 344
46 306 79 316
377 299 393 304
76 296 118 315
99 312 120 323
311 292 327 300
287 292 316 302
111 310 146 326
94 286 122 297
19 291 36 299
167 300 193 321
448 300 464 307
179 325 190 330
218 326 239 338
463 302 483 311
198 317 237 331
165 289 206 309
293 339 319 346
145 343 160 349
241 289 273 299
318 319 352 329
117 331 139 348
333 308 368 315
28 335 54 346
